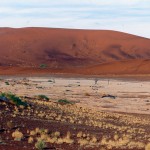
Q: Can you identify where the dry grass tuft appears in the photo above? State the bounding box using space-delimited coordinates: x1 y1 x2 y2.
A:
12 130 23 141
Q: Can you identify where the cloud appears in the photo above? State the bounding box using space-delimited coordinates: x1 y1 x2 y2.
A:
0 0 149 38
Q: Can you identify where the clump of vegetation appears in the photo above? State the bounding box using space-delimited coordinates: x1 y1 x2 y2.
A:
35 140 47 150
0 92 28 107
5 81 9 85
57 99 73 104
28 137 34 143
38 95 49 101
12 130 24 141
48 80 53 82
48 79 55 83
28 128 74 146
39 64 47 69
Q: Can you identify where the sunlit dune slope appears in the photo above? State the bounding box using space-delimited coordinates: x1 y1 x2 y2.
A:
0 27 150 75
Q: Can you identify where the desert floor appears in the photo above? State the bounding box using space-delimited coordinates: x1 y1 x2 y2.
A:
0 76 150 115
0 76 150 150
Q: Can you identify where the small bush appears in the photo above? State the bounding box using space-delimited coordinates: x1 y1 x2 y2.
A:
35 140 47 150
12 130 23 141
48 80 53 82
5 81 9 85
48 79 55 83
57 99 72 104
39 64 47 69
0 92 28 107
28 137 34 143
38 95 49 101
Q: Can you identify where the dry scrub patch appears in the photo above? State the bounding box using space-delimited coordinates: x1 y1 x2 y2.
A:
0 95 149 150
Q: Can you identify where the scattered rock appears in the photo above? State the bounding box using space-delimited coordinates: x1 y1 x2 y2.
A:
101 94 116 99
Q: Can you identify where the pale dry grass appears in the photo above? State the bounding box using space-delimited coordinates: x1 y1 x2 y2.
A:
12 130 24 141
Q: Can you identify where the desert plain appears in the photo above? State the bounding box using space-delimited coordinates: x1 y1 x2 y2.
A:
0 75 150 150
1 76 150 115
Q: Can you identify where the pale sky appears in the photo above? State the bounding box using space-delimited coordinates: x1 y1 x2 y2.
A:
0 0 150 38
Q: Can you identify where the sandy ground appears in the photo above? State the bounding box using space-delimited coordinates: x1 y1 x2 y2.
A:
0 76 150 115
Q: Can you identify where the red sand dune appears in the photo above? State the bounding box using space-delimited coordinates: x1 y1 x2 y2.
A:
0 27 150 75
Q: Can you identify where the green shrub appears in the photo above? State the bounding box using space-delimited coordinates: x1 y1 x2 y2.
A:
38 95 49 101
48 79 55 83
35 140 47 150
5 81 9 85
48 80 53 82
39 64 47 69
57 99 72 104
0 92 28 107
